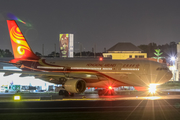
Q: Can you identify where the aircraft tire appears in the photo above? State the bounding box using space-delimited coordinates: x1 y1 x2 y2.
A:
70 93 74 97
59 90 69 97
64 90 69 97
59 90 64 96
98 90 103 96
111 89 115 95
103 89 109 96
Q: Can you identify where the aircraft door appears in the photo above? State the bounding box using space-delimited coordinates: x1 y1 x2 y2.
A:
143 64 150 75
115 63 127 80
141 64 151 84
116 63 122 71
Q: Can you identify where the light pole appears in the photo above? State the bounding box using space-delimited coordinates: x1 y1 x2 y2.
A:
75 42 85 57
171 56 176 81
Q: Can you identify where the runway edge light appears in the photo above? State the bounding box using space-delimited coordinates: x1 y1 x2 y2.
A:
148 84 159 94
99 57 103 61
14 95 21 101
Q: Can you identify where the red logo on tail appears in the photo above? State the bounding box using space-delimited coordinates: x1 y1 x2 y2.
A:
7 20 39 60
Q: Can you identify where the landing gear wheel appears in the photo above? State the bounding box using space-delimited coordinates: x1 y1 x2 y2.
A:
70 93 74 97
64 91 69 97
103 89 109 96
59 90 64 95
111 89 115 95
98 90 103 96
59 90 69 97
98 89 115 96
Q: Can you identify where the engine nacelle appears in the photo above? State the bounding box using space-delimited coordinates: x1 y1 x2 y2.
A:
64 79 86 93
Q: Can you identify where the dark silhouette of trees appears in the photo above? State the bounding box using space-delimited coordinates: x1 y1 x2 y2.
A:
138 41 177 63
35 52 42 57
0 49 4 58
48 51 60 57
74 51 102 57
0 49 13 57
138 42 158 57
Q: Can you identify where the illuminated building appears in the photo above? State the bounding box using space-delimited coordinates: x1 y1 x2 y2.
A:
59 34 74 58
103 42 147 60
0 58 55 92
175 42 180 81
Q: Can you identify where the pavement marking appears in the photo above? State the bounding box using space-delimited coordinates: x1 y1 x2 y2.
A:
1 95 180 102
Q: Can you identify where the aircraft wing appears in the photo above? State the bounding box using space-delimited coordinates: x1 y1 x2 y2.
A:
0 69 112 84
0 69 65 77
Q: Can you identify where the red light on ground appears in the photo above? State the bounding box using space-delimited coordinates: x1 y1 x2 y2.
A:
134 86 147 91
108 86 112 90
99 57 103 61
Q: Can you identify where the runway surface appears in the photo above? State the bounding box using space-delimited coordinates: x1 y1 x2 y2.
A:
1 93 180 119
1 92 180 101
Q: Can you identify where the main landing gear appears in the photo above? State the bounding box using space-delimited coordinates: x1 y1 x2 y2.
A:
59 90 74 97
98 88 115 96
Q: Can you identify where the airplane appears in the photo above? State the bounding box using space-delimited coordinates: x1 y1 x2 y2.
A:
0 20 172 96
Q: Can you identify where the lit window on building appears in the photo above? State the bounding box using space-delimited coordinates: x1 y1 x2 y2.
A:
107 55 112 58
139 56 144 58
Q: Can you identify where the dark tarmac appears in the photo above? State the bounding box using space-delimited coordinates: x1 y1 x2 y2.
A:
0 93 180 119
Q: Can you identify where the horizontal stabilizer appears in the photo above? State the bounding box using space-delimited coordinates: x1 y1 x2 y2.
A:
0 61 11 63
4 72 14 76
19 74 30 77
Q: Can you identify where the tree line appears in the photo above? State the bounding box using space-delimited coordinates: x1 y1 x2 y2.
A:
0 49 13 57
0 41 177 60
138 42 177 61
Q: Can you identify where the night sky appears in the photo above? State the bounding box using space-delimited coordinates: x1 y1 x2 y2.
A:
1 0 180 54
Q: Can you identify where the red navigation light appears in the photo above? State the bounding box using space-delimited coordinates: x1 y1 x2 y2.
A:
99 57 103 61
108 86 112 90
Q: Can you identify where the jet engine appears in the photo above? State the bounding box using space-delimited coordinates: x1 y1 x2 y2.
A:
64 79 86 93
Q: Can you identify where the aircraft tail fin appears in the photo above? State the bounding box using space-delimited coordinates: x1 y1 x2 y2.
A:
7 20 39 61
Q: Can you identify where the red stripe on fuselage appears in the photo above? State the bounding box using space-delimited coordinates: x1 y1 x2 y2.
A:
18 60 129 86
